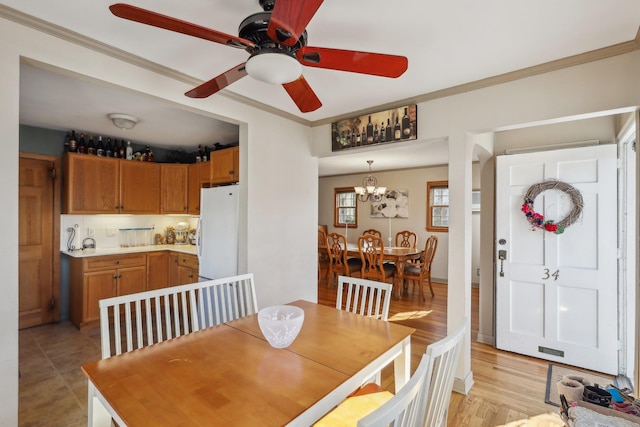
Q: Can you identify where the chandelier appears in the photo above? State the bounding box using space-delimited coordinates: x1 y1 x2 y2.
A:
354 160 387 202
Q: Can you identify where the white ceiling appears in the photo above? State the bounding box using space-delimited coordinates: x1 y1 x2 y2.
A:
5 0 640 175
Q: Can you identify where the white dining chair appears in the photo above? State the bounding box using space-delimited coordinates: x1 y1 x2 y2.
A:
358 319 466 427
336 275 392 321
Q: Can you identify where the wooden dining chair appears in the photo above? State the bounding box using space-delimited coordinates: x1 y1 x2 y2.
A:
315 320 466 427
362 228 382 238
318 227 330 284
358 234 395 284
402 235 438 300
326 232 363 287
395 230 418 249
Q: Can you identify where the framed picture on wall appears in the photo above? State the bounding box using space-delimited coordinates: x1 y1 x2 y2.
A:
370 189 409 218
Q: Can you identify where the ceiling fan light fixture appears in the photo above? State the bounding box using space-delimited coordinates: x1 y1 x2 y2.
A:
108 113 138 130
245 51 302 85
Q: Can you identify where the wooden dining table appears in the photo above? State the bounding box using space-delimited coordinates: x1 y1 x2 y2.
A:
82 300 415 426
346 243 423 297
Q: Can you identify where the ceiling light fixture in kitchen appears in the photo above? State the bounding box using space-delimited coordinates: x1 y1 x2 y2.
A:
108 113 139 130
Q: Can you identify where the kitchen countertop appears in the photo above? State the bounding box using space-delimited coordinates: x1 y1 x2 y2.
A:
61 244 197 258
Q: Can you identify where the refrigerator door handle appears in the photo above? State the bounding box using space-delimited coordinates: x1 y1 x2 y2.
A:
195 217 203 258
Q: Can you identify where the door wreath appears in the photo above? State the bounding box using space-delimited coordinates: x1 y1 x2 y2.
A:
521 180 583 234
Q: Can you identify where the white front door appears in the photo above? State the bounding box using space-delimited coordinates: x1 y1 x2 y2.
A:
495 144 618 374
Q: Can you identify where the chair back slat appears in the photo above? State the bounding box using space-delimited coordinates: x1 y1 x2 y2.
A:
99 273 257 359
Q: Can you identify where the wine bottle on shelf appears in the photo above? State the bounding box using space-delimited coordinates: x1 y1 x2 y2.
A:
96 136 105 156
394 116 401 141
118 140 126 159
379 122 386 142
68 130 78 153
356 128 361 146
87 134 96 155
402 107 411 138
77 133 87 154
63 132 71 152
373 124 379 144
385 119 392 142
366 115 374 144
125 141 133 160
105 138 113 157
361 127 366 145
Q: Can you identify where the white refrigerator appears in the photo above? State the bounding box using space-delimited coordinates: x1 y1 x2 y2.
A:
196 184 239 280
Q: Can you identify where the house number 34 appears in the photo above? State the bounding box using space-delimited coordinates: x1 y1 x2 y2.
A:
542 268 560 281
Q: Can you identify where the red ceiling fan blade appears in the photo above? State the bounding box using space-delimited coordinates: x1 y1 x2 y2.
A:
267 0 324 47
282 76 322 113
185 63 248 98
109 3 255 49
296 46 408 78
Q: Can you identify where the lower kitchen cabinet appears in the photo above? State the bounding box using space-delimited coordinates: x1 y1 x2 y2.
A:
175 252 200 285
69 253 147 329
147 251 169 290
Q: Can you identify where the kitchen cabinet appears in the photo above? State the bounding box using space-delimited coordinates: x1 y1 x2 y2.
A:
209 146 239 185
63 153 120 213
147 251 169 290
168 251 180 286
176 252 199 285
160 164 189 214
69 253 147 329
63 153 161 214
200 147 240 187
188 162 209 215
120 161 160 214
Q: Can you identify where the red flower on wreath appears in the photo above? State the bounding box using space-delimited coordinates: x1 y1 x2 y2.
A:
521 198 564 235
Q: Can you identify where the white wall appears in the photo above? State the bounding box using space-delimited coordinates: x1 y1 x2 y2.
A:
0 15 317 424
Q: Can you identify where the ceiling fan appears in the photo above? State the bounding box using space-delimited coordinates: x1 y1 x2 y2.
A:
109 0 408 113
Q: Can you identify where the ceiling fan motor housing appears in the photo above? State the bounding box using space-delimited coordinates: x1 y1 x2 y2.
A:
239 11 307 58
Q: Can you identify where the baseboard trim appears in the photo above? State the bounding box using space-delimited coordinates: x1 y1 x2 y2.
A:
476 333 494 345
453 371 474 395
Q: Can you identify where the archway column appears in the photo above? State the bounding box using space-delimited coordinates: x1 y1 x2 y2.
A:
447 129 475 394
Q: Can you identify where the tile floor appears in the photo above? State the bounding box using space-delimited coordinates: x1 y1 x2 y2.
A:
19 321 101 426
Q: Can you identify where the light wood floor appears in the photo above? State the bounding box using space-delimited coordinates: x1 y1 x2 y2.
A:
318 277 566 427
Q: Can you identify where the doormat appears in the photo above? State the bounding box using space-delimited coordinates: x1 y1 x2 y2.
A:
545 363 615 407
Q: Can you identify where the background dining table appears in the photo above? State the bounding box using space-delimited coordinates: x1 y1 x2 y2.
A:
346 244 423 296
82 300 415 426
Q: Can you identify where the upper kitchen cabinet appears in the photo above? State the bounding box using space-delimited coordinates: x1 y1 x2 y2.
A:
160 164 189 214
63 153 120 214
119 161 160 214
209 146 239 185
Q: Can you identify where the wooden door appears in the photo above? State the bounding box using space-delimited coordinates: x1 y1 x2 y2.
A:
210 148 237 184
19 155 58 329
120 161 160 214
117 266 147 296
168 252 180 286
63 153 119 213
84 270 117 323
495 145 618 374
160 164 188 214
188 164 203 215
147 251 169 290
